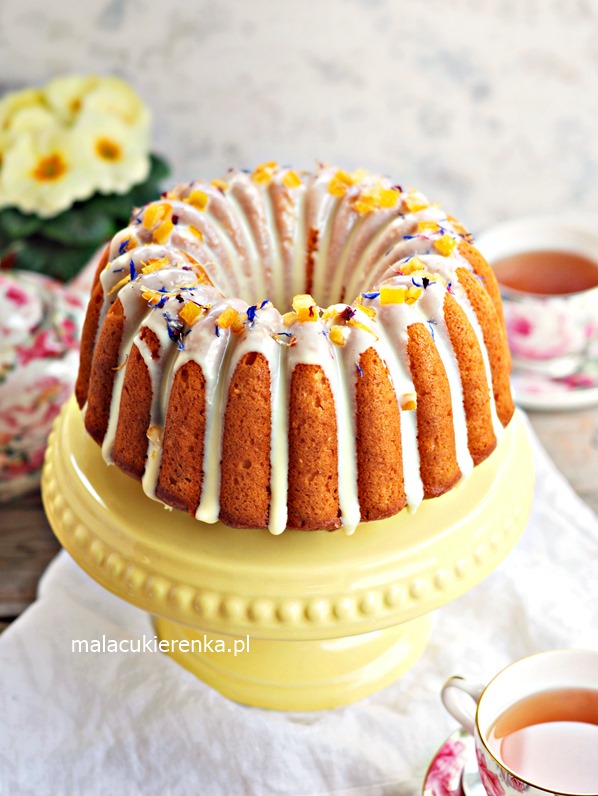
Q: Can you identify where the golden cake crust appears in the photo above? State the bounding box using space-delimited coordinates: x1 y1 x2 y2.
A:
219 352 272 528
355 347 406 521
84 298 124 445
456 267 515 427
112 327 161 480
156 361 206 514
407 322 461 499
443 293 497 465
287 364 341 531
75 245 110 408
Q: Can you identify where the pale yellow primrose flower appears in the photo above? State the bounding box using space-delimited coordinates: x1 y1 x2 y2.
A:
44 74 99 124
0 127 95 217
7 105 57 138
0 88 45 131
0 131 12 197
73 109 150 195
0 75 151 215
84 77 150 142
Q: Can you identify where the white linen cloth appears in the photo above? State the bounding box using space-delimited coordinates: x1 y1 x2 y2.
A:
1 422 597 796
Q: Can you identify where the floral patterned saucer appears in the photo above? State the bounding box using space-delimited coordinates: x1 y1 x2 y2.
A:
423 729 476 796
511 353 598 411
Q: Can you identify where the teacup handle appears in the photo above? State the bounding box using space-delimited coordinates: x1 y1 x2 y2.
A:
441 676 485 735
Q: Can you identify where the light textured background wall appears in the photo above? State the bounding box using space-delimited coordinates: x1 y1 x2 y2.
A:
1 0 598 232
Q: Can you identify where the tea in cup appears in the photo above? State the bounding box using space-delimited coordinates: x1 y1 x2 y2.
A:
441 649 598 795
475 219 598 380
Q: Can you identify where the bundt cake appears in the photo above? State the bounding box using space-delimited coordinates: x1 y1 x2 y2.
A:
75 162 514 534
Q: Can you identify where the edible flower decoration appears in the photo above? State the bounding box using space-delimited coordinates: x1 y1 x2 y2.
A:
0 75 169 281
322 303 378 346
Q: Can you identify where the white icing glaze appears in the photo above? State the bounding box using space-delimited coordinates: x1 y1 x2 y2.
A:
267 336 289 535
371 299 425 511
286 316 361 533
417 281 474 480
86 164 508 533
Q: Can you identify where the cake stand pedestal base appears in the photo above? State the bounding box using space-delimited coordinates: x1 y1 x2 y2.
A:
153 613 432 710
42 398 534 710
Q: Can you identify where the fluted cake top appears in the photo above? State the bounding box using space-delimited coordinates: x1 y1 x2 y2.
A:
77 163 514 534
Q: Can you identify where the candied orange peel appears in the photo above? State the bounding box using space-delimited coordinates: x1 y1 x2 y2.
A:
352 182 399 215
434 234 457 256
380 284 422 306
153 219 174 244
185 189 209 211
179 301 203 326
404 191 429 213
329 325 347 346
142 202 171 229
417 220 440 234
282 170 302 188
328 168 368 198
292 294 318 322
400 257 425 275
216 306 245 333
252 161 278 185
401 393 417 411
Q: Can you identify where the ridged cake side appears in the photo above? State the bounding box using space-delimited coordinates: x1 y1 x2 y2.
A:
76 164 514 533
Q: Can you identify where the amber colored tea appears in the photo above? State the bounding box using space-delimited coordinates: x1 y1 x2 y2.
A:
487 687 598 793
492 250 598 295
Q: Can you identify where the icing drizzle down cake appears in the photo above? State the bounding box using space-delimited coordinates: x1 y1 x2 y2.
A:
75 163 514 534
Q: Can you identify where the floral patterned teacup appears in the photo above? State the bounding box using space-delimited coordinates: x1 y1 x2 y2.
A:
476 218 598 379
441 649 598 796
0 270 85 500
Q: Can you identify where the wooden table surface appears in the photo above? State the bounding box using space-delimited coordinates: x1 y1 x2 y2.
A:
1 405 597 631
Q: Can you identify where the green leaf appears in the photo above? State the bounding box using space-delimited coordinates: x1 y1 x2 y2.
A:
129 181 162 209
88 191 139 221
148 153 170 182
39 204 117 246
92 182 160 221
0 152 171 278
7 237 99 282
83 154 171 222
0 208 43 243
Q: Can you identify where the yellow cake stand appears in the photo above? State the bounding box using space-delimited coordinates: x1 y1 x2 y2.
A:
42 397 533 710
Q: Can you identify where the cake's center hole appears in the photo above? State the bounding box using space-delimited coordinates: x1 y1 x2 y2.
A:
237 252 351 313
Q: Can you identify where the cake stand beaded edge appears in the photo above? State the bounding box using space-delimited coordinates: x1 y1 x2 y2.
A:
42 398 534 641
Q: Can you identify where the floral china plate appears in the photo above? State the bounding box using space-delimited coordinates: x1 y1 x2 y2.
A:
511 357 598 411
423 729 476 796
